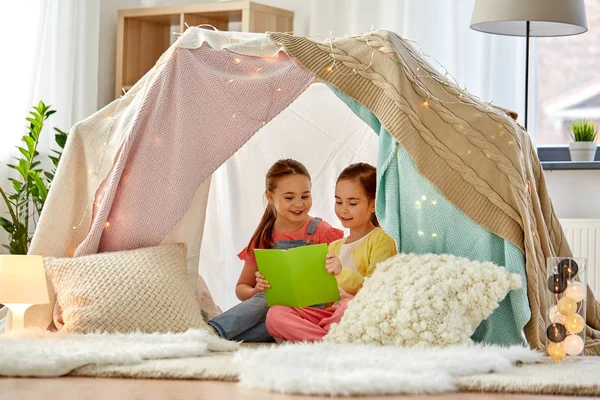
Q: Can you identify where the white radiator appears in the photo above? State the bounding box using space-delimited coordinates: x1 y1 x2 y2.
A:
560 219 600 298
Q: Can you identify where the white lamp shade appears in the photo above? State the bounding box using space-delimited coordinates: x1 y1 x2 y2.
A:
471 0 587 37
0 255 49 305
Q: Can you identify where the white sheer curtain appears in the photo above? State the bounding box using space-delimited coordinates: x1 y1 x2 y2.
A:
201 0 527 310
0 0 100 252
307 0 526 120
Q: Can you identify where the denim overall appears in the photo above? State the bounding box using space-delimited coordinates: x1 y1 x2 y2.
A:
207 218 323 342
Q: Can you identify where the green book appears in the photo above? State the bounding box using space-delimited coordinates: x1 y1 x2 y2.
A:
254 244 341 308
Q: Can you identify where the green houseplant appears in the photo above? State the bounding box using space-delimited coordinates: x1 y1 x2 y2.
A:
569 120 598 162
0 101 67 254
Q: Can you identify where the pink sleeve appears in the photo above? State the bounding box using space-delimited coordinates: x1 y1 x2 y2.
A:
313 220 344 245
238 245 257 264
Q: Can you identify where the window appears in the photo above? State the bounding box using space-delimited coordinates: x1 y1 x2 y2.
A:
535 0 600 146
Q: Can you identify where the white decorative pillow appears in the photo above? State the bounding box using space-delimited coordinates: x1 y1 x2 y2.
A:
324 253 521 347
44 244 209 334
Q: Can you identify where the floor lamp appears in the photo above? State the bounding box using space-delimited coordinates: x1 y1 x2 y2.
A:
470 0 587 131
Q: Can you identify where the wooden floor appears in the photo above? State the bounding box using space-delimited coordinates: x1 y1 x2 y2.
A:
0 378 598 400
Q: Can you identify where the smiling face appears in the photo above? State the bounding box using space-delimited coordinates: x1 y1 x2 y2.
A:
335 178 375 229
266 174 312 226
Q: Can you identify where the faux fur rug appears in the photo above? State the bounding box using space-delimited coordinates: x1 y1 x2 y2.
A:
63 343 600 397
72 352 239 380
0 329 238 377
235 342 542 395
456 356 600 396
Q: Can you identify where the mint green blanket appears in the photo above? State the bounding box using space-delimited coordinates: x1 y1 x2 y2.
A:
331 86 530 345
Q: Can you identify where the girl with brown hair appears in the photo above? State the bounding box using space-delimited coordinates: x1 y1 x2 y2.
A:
207 159 343 342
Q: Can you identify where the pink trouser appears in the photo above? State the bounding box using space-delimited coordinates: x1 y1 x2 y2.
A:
265 298 351 342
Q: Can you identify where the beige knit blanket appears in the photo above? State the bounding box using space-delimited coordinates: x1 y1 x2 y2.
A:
268 30 600 354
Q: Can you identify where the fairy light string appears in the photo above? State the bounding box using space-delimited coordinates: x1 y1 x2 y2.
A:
315 29 549 269
71 25 541 270
71 24 285 235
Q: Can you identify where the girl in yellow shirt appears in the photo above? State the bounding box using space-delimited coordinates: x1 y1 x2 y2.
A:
266 163 397 341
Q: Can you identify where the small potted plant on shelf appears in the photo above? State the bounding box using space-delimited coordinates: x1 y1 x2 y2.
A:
569 120 598 162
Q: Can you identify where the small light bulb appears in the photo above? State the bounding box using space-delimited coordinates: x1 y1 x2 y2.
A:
564 314 585 334
234 58 241 64
415 201 421 210
423 100 430 107
325 66 333 73
104 222 110 228
547 341 566 361
431 233 438 238
563 334 584 355
418 231 424 237
548 305 566 324
558 296 577 317
430 200 437 206
565 281 586 302
228 79 233 83
276 88 282 91
421 195 427 201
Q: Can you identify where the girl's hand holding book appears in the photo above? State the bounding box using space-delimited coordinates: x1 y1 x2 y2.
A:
255 271 270 292
325 253 342 276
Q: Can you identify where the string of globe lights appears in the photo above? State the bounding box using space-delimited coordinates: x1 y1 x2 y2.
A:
546 259 587 360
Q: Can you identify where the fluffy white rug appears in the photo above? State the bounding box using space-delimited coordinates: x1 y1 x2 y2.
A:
235 342 542 396
0 328 238 377
72 352 240 380
65 346 600 397
457 356 600 396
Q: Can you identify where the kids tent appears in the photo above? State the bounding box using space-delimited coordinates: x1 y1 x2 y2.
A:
25 28 600 353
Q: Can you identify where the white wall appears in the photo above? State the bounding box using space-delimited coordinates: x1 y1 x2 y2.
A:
544 170 600 219
97 0 311 108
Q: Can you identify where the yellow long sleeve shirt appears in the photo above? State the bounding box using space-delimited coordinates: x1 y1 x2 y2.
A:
328 227 397 296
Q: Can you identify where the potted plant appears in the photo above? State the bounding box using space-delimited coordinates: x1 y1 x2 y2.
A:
0 101 67 254
569 120 598 162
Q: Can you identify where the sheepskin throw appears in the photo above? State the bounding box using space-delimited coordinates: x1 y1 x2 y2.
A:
325 253 522 346
0 328 237 377
236 342 541 396
44 244 208 333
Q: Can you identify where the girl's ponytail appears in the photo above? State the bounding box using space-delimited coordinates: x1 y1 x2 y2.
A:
247 203 277 251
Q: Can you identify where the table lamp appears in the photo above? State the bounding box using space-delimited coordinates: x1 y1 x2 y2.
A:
0 255 49 331
470 0 588 130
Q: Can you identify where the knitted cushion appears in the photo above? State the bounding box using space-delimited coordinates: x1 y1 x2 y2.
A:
324 253 522 347
44 243 208 333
